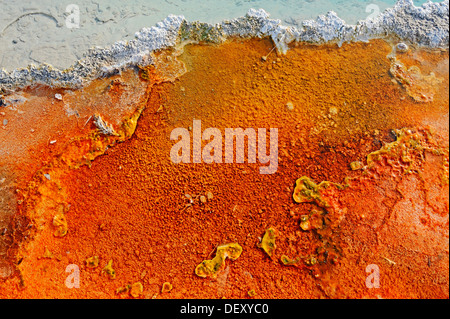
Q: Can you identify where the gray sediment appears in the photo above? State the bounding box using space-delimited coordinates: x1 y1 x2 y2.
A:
0 0 448 92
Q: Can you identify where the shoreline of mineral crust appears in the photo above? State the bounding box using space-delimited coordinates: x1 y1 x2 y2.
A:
0 0 448 91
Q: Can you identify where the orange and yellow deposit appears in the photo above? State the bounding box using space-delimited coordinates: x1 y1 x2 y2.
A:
0 37 448 298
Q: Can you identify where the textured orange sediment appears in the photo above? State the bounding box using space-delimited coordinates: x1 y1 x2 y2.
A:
0 38 448 298
0 68 152 288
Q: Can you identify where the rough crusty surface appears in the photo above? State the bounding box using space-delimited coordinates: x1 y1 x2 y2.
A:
0 0 448 91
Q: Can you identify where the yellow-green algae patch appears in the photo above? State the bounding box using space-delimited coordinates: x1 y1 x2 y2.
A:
299 210 325 232
258 227 277 258
350 161 364 171
281 255 301 266
52 213 68 237
195 243 243 278
293 177 343 208
102 260 116 279
85 256 99 268
366 127 449 183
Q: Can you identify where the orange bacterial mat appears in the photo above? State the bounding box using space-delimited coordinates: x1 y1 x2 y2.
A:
0 38 448 299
